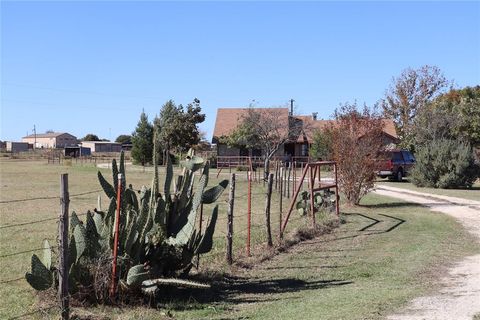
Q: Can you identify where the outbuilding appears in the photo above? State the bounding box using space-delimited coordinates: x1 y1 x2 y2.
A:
80 141 122 153
22 132 78 149
6 141 29 153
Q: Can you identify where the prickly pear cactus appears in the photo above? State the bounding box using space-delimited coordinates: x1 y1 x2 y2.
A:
26 141 228 298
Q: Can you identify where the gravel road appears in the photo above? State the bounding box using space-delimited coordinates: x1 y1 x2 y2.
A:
374 185 480 320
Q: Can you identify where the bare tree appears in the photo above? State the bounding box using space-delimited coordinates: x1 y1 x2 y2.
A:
381 65 450 149
224 107 303 180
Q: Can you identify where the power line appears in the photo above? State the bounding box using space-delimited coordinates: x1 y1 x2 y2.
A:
2 82 164 101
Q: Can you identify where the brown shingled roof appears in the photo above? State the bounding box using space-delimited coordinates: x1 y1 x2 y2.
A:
298 117 398 142
212 108 289 142
212 108 398 143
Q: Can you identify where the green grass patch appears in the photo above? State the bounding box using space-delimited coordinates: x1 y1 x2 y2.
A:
378 179 480 201
1 159 479 319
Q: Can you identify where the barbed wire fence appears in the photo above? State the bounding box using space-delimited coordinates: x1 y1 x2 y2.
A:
0 165 319 319
0 180 102 320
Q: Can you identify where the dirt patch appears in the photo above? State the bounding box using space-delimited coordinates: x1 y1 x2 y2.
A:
375 185 480 320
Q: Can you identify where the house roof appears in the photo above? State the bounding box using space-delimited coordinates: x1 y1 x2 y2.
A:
80 141 120 145
212 107 290 142
22 132 74 139
297 117 398 142
212 108 398 144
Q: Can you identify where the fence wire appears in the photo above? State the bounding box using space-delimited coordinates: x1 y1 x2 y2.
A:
1 170 325 320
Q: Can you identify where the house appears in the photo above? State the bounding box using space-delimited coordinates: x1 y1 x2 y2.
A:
22 132 78 149
212 107 399 159
6 141 29 153
80 141 122 153
212 108 291 157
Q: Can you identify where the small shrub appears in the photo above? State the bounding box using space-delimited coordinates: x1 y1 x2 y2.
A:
411 138 480 188
331 103 385 205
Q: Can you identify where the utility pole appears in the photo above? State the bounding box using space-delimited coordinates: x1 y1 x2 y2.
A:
290 99 294 116
33 125 37 151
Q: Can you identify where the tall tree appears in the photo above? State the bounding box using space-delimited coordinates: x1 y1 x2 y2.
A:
413 86 480 148
330 103 385 205
154 98 205 153
381 65 450 150
131 111 154 166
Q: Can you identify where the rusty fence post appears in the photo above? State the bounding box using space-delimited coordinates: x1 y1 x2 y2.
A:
279 167 283 238
247 171 251 256
59 174 69 320
110 173 123 299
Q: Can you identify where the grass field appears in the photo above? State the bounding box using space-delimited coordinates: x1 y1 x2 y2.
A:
377 179 480 201
0 159 310 319
1 159 479 319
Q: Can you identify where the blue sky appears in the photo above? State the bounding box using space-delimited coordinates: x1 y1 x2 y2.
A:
1 1 479 142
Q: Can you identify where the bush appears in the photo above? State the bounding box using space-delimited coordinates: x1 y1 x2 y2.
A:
331 103 385 205
411 138 480 188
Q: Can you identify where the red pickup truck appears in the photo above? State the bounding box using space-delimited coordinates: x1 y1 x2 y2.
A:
375 150 416 181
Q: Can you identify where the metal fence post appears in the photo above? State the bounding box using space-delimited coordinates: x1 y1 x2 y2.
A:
247 171 251 256
110 173 123 299
279 167 283 238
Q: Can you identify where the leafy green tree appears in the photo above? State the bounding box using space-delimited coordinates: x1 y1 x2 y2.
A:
411 138 479 189
381 65 450 150
413 86 480 155
131 111 154 166
82 134 100 141
420 86 480 148
154 99 205 153
115 134 132 144
309 129 333 161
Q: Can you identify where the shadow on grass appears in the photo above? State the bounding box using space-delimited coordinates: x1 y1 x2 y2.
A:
146 276 353 310
314 212 406 244
360 202 424 209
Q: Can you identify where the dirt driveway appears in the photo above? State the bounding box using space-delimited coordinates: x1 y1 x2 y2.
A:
374 185 480 320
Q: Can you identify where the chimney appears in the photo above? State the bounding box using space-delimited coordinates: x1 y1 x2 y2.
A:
312 112 318 121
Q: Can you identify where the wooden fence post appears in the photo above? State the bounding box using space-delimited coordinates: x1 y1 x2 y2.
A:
59 174 69 320
274 161 279 191
265 174 273 247
287 163 291 199
292 162 296 198
226 173 235 265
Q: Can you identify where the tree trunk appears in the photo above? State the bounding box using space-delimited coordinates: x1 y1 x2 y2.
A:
264 157 270 181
